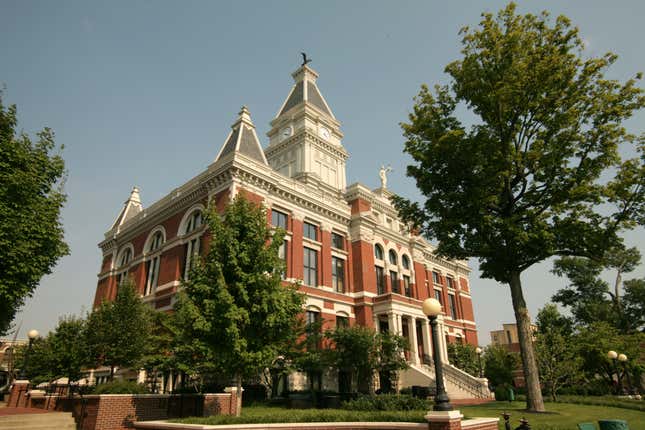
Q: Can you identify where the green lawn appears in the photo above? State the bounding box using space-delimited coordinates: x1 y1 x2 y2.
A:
460 401 644 430
175 402 644 430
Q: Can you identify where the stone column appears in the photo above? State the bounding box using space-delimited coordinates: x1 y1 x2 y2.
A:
395 313 403 335
409 317 420 364
387 312 396 334
422 318 431 362
437 317 449 363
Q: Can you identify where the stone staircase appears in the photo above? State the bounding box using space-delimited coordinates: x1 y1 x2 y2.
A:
400 359 492 400
0 412 76 430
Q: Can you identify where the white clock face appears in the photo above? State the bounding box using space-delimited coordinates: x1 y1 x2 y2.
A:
320 127 330 140
281 127 292 140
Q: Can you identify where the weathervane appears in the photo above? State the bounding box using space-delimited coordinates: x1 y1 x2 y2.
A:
301 52 312 67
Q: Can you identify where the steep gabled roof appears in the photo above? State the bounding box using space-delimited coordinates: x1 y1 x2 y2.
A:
275 65 335 120
214 106 268 165
110 186 143 231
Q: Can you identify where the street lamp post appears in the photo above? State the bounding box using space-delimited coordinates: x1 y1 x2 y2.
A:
19 329 39 380
607 351 618 391
422 298 453 411
475 347 483 378
618 354 631 395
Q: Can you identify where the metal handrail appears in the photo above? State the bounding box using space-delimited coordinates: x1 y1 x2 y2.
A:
420 354 488 398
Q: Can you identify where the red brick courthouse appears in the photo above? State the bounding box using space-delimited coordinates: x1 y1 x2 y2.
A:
92 64 489 399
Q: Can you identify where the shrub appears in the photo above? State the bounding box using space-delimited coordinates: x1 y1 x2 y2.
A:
93 380 150 395
341 394 429 411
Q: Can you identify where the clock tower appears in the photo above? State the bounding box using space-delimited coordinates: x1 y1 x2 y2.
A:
266 64 348 192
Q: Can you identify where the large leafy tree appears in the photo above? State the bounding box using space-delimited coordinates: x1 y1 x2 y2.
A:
174 194 303 415
0 95 69 335
393 4 644 411
86 280 153 380
447 342 480 378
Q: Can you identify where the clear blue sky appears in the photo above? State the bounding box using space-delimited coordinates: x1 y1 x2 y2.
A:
2 1 643 343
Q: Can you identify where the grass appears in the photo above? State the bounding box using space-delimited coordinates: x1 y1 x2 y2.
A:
174 401 645 430
460 401 644 430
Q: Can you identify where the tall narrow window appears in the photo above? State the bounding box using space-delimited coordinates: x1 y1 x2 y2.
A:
306 310 322 348
145 231 164 296
304 222 317 241
116 248 132 286
403 275 411 297
303 247 318 286
388 250 398 266
332 257 345 293
374 244 384 260
375 266 385 295
271 210 288 229
448 293 457 319
183 211 203 280
336 315 349 328
278 240 288 279
402 255 410 270
432 271 441 285
434 289 443 305
331 233 344 250
446 276 456 289
390 270 399 294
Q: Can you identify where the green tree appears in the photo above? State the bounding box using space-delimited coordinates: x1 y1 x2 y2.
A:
447 343 480 377
325 325 378 394
86 280 152 380
174 194 304 415
0 95 69 335
534 304 581 401
483 344 519 389
552 246 644 332
17 315 88 388
622 278 645 332
392 4 644 411
376 331 409 393
48 315 89 387
574 322 644 394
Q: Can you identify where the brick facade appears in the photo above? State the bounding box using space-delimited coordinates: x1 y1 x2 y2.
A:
93 63 482 392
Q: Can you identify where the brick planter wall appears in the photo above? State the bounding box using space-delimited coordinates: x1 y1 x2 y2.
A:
16 390 237 430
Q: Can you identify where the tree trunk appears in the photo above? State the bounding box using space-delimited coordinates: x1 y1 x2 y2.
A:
235 374 242 417
509 271 545 412
614 269 622 308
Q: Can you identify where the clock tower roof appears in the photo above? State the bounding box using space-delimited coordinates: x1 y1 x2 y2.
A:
275 64 336 120
214 106 268 165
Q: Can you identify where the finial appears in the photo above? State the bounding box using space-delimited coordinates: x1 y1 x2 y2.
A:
301 52 312 67
128 186 141 204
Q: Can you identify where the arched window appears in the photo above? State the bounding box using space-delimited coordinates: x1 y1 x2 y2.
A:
116 247 133 285
183 210 203 279
184 210 203 235
145 230 164 295
389 249 398 265
374 244 384 260
402 255 410 270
